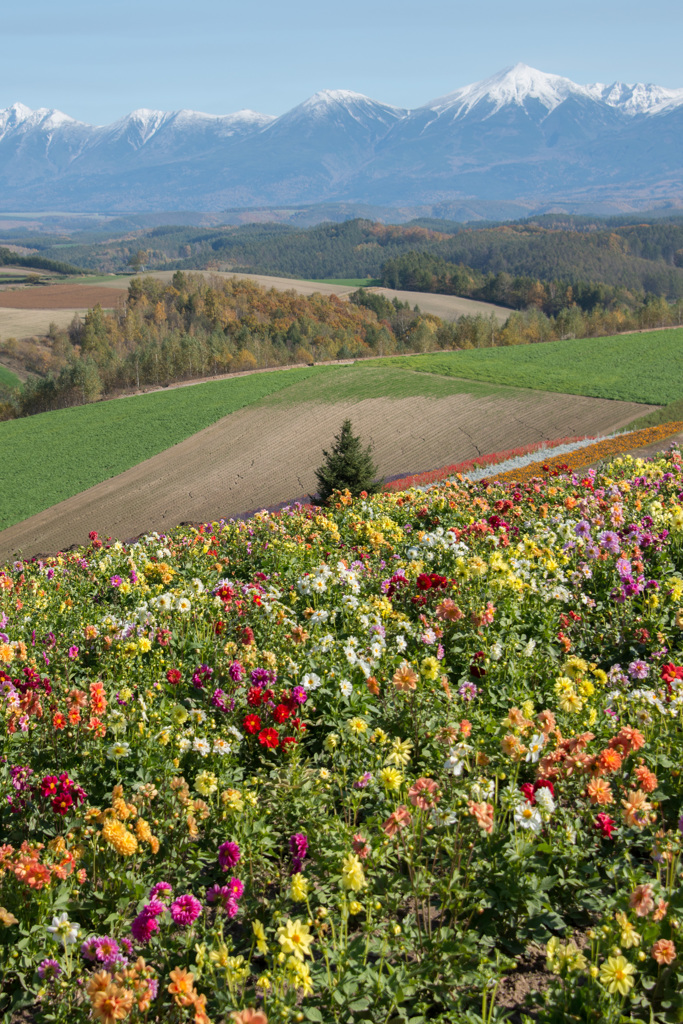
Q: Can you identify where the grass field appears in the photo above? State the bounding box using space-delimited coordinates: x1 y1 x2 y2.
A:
314 277 382 286
390 327 683 405
0 363 20 392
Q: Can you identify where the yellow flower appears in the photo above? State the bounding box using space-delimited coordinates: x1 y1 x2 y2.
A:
349 900 363 915
421 656 439 680
324 733 340 752
221 788 244 811
385 737 413 767
379 767 403 792
194 771 218 797
252 920 268 955
101 819 138 857
276 918 314 961
347 717 368 735
615 911 641 949
599 955 635 996
340 853 365 892
290 873 308 903
138 637 152 653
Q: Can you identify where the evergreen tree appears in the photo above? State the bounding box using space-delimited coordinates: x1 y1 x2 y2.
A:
313 420 380 505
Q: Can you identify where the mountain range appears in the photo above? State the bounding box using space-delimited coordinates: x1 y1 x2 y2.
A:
1 64 683 216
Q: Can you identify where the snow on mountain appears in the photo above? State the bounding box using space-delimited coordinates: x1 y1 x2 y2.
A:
595 81 683 116
425 63 590 118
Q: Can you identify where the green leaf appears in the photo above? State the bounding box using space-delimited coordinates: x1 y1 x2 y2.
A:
304 1009 324 1022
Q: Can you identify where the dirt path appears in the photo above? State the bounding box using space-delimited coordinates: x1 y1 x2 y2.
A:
0 390 656 560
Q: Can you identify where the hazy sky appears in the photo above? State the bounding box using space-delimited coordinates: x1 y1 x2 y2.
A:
4 0 682 122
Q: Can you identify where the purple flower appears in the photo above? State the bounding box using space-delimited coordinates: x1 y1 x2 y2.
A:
228 661 244 682
218 840 241 870
353 772 372 790
170 894 202 927
628 659 649 680
211 688 229 712
192 664 213 689
68 646 79 660
121 938 134 955
143 899 166 918
94 936 120 961
599 531 620 554
110 575 123 587
290 686 307 706
458 682 478 701
38 958 62 980
207 884 231 904
80 937 101 961
289 833 308 860
574 520 592 539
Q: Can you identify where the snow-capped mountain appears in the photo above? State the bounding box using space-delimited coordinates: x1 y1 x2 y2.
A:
0 65 682 213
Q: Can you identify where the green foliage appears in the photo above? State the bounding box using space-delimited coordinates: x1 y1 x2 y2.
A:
622 397 683 431
0 246 86 275
0 363 21 393
394 327 683 405
313 419 381 504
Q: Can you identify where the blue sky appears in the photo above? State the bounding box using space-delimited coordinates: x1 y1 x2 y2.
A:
4 0 682 123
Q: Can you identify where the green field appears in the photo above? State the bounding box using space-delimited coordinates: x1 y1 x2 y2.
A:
0 363 534 531
0 364 20 391
314 277 382 287
390 327 683 405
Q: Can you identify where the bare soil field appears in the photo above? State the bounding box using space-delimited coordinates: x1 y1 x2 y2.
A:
0 389 656 560
0 284 124 309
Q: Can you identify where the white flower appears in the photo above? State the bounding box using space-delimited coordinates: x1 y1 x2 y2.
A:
339 679 353 698
301 672 321 691
525 733 546 763
226 725 243 741
522 639 537 657
396 635 407 653
343 645 358 665
192 737 211 756
189 709 206 724
176 597 192 613
431 808 458 826
407 547 420 560
46 912 79 946
107 741 131 759
213 738 233 755
444 743 471 776
309 610 329 624
514 801 543 832
534 787 555 814
490 641 503 661
190 578 205 594
311 576 327 594
369 641 385 660
317 634 334 652
156 594 173 612
357 659 371 679
342 595 359 610
178 736 192 753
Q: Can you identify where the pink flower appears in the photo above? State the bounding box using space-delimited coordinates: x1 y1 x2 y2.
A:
149 882 172 901
408 777 439 810
218 840 241 870
170 894 202 926
68 646 79 660
131 912 159 943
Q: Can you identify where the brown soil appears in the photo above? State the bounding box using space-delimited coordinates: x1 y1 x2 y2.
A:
0 285 124 309
0 390 656 560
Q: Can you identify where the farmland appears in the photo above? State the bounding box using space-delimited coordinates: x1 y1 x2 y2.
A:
0 358 656 558
393 327 683 405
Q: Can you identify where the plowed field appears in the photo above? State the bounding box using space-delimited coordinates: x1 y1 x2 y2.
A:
0 389 655 560
0 285 124 309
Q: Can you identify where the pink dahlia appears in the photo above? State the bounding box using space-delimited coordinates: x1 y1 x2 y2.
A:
170 893 202 927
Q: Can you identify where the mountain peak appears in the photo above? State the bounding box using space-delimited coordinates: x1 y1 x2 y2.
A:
426 64 587 117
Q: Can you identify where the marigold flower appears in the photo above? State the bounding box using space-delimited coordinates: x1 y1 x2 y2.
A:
634 765 658 793
586 778 614 805
340 853 365 892
231 1009 268 1024
101 820 138 857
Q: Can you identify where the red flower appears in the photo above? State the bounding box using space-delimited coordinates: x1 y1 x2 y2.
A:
41 775 60 797
213 620 224 635
258 728 279 749
52 792 73 815
243 714 262 735
273 703 291 724
534 779 555 797
281 736 298 747
261 689 274 703
594 812 616 839
52 712 66 730
241 627 255 646
166 668 182 685
247 687 263 707
520 783 536 804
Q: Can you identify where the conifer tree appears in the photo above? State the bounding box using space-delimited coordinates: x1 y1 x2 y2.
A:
313 420 380 505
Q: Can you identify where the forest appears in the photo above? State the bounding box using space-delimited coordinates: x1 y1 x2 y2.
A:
4 271 683 421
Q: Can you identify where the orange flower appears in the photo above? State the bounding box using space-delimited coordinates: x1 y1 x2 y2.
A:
459 719 472 738
634 765 658 793
597 748 622 773
586 778 614 805
468 801 494 834
536 709 556 735
629 884 655 917
435 599 463 622
192 992 211 1024
52 712 67 730
653 899 669 922
621 789 652 828
231 1010 268 1024
392 661 418 692
90 984 134 1024
652 939 676 965
168 967 196 1007
366 676 380 696
382 805 412 837
408 778 439 810
610 727 645 755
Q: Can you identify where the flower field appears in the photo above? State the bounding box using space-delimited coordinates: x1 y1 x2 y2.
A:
3 447 683 1023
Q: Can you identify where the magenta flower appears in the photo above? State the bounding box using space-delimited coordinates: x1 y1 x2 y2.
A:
170 894 202 927
94 936 119 961
227 876 244 900
149 881 173 901
131 912 159 943
289 833 308 860
38 958 62 980
143 899 166 918
218 840 241 870
67 646 79 660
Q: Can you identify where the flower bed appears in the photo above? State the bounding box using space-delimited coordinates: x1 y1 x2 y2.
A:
3 449 683 1023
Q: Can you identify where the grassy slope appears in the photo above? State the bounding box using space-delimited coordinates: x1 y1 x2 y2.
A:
0 364 20 391
0 364 531 531
390 328 683 405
